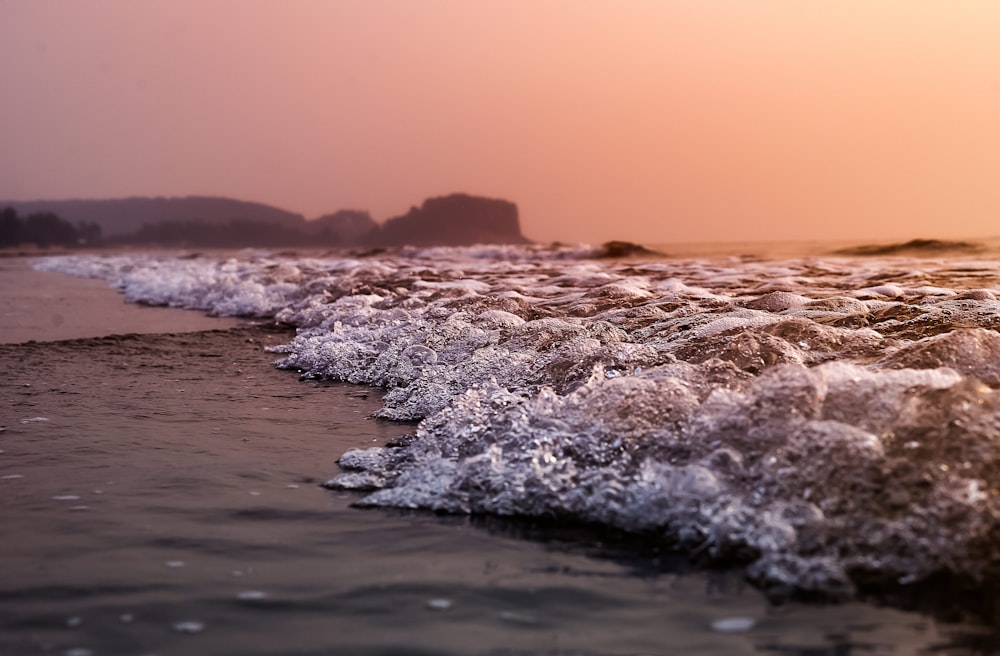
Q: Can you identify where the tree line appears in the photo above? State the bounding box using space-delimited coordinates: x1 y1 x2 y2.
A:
0 208 321 249
0 207 102 248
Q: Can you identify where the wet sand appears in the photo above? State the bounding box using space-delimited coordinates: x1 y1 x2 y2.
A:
0 255 241 344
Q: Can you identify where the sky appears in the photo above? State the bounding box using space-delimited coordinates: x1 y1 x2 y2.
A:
1 1 999 244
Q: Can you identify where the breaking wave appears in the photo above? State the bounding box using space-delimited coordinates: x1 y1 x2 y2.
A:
34 244 1000 604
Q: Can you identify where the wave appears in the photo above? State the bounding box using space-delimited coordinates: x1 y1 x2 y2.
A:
32 248 1000 608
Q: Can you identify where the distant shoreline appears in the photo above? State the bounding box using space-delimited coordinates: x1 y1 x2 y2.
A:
1 193 529 249
5 233 999 268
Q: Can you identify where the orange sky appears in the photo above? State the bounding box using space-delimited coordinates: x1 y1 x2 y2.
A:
2 1 998 244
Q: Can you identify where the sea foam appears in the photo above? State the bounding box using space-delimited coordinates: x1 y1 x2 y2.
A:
34 246 1000 598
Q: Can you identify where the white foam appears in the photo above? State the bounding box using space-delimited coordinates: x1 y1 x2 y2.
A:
236 590 268 601
35 247 1000 597
711 617 756 633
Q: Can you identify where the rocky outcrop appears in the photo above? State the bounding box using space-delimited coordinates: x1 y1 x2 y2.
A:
833 239 983 257
374 194 527 247
594 241 663 258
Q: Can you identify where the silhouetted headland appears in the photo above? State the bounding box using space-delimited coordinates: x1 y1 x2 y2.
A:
832 238 984 257
594 240 663 258
377 194 526 247
0 193 529 249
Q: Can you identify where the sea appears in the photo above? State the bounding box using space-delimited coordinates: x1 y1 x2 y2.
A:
4 237 1000 655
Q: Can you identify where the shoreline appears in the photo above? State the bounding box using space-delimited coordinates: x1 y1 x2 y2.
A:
0 254 242 344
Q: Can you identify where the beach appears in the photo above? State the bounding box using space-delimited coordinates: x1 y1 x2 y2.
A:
1 252 997 655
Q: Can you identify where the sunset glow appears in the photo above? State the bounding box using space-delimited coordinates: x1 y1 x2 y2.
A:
2 0 998 244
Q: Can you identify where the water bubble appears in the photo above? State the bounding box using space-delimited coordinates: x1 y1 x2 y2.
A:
403 344 437 367
64 649 93 656
711 617 756 633
165 560 185 568
52 495 81 501
119 613 135 623
426 598 452 611
236 590 268 601
499 611 537 625
173 620 205 634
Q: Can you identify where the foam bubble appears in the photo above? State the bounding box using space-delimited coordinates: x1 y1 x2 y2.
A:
236 590 268 601
711 617 756 633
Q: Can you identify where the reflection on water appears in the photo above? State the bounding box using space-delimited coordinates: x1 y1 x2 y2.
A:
0 327 996 655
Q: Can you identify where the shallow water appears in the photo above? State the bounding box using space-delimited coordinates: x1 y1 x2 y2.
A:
1 326 996 654
0 256 240 343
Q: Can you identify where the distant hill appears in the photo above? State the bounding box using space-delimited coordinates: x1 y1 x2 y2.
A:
376 194 527 247
1 196 305 237
306 210 378 246
1 193 528 248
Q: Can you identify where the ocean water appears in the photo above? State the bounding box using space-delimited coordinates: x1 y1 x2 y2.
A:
16 238 1000 651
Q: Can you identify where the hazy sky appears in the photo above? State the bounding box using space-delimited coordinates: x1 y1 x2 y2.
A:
2 1 999 244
